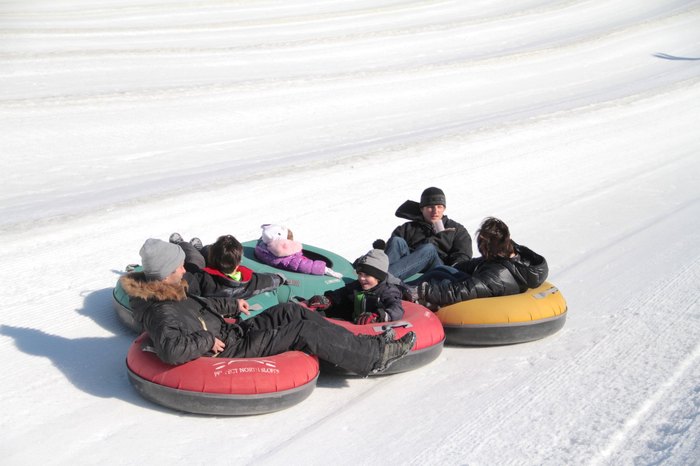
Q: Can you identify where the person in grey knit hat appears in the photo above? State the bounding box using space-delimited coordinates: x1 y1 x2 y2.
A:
353 248 389 282
119 239 416 377
300 248 405 325
140 238 186 281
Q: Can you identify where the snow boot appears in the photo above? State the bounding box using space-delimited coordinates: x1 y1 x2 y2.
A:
372 331 416 374
189 237 203 250
169 232 183 244
380 327 396 343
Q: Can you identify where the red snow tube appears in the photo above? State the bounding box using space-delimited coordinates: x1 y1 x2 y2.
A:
126 333 319 415
323 301 445 375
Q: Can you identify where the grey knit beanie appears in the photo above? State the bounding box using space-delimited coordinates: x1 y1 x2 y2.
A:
139 238 186 281
419 187 446 208
354 249 389 281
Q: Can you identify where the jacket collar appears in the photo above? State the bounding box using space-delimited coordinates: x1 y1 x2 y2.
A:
119 272 188 302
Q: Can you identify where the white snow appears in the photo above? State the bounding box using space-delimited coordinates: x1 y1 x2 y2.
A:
1 0 699 464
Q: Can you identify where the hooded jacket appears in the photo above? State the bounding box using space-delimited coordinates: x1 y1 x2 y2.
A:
420 243 548 306
119 271 242 365
392 200 472 266
185 261 283 299
178 240 283 298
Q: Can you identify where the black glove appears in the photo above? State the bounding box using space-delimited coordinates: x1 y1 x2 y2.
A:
308 295 332 311
372 239 386 250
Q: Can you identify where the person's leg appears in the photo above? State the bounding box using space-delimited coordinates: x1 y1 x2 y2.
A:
177 241 206 269
230 303 383 376
407 265 465 285
388 243 442 280
199 245 210 266
383 236 410 264
241 302 328 329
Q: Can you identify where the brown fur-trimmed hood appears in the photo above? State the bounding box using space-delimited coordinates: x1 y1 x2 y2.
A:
120 272 188 302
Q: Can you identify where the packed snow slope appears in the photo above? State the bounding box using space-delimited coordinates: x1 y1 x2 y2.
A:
1 1 699 464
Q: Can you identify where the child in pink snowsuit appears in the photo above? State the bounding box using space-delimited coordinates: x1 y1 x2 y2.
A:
254 224 343 278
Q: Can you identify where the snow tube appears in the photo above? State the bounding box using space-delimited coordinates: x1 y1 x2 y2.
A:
435 281 567 345
241 240 357 303
113 265 280 333
126 333 319 416
320 301 445 375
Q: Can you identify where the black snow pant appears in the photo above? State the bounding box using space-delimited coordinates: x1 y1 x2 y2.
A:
178 241 206 269
222 302 382 376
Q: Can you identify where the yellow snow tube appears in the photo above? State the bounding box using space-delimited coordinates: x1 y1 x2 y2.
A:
435 281 567 345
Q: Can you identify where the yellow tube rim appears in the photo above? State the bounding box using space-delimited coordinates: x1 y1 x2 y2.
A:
435 281 568 326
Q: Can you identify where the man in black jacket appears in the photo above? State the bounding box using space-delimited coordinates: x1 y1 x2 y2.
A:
120 238 416 376
375 187 473 280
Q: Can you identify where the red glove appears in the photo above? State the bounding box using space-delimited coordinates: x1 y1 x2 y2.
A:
355 312 380 325
308 295 332 311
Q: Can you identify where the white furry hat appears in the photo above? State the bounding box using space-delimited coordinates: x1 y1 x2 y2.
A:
260 224 289 244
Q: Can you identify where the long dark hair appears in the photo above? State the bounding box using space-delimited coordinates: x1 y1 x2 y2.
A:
207 235 243 274
476 217 514 261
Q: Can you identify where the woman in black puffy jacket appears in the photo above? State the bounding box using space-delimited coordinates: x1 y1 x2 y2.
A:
413 217 548 308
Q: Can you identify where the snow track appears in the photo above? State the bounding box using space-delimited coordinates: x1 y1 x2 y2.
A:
1 1 699 464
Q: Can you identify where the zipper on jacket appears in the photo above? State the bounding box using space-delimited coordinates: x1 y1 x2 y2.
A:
197 316 208 331
197 315 221 358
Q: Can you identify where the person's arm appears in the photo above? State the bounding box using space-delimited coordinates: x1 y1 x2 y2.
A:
356 285 405 324
143 303 215 365
280 253 327 275
381 286 405 321
313 284 353 320
445 223 473 266
455 258 480 274
514 243 549 288
205 295 244 318
238 272 285 297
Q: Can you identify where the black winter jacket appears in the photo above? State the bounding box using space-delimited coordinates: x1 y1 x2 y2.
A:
184 262 283 299
391 200 473 266
179 240 283 300
420 243 548 306
323 280 404 323
120 272 242 365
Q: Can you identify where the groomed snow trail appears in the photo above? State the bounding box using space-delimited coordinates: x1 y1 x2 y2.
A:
1 1 698 465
